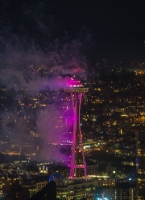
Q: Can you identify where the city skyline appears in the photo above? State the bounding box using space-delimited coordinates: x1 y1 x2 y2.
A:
0 1 145 199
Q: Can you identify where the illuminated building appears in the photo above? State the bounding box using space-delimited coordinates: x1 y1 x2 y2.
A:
56 178 115 200
137 132 145 199
64 79 89 179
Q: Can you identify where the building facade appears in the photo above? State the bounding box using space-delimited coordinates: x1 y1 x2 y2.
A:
137 132 145 199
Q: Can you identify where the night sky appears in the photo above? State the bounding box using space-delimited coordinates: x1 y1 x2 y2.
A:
0 0 145 62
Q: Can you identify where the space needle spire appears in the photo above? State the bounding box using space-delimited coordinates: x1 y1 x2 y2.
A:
64 79 89 179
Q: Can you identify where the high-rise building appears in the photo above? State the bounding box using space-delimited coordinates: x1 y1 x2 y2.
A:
137 132 145 199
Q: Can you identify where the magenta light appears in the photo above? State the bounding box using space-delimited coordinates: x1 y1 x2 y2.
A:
69 90 86 179
66 78 83 87
64 77 88 179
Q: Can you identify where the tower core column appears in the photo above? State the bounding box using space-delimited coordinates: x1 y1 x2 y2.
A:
64 80 88 179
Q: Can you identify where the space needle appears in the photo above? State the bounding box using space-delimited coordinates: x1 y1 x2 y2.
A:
64 79 89 179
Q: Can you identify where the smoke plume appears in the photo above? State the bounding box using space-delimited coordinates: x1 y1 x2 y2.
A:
0 0 90 162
